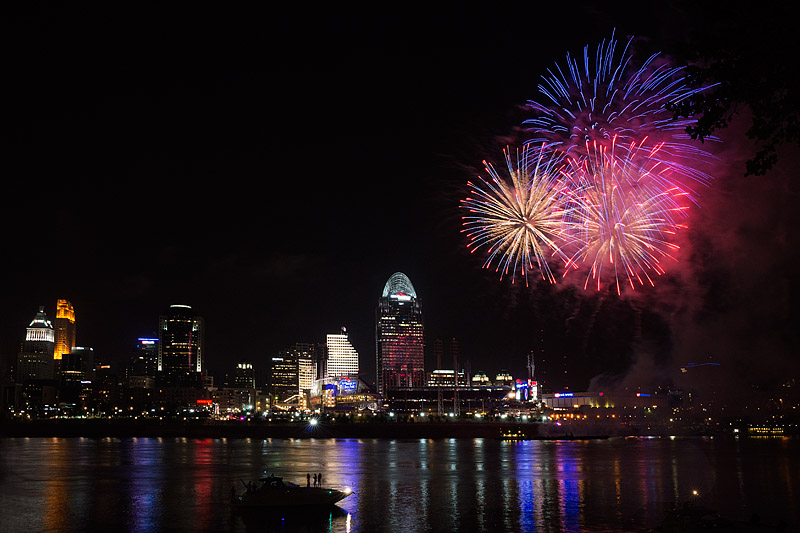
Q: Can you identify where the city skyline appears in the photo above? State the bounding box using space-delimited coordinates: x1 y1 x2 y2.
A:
6 291 524 387
3 4 798 405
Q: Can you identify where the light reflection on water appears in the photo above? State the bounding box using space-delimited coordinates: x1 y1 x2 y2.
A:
0 436 798 532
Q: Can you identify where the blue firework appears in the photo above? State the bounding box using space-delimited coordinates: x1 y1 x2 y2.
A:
523 30 718 200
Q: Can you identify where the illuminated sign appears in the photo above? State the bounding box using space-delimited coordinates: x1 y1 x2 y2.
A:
340 378 357 393
196 399 212 404
516 383 529 401
514 379 533 402
390 292 412 302
636 393 651 397
139 339 157 345
554 392 573 398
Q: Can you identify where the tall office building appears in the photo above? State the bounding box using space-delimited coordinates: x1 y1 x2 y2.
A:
234 361 256 389
326 328 359 380
130 338 159 378
314 343 328 380
17 307 56 382
288 343 316 395
65 347 94 380
158 305 204 387
376 272 424 394
61 346 94 404
269 352 299 402
53 299 76 368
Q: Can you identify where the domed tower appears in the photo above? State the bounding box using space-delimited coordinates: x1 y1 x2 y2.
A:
375 272 424 395
17 306 56 382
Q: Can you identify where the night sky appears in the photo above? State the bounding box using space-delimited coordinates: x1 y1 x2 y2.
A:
3 3 798 395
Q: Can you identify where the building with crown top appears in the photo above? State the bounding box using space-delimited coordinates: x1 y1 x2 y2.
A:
53 299 76 372
376 272 424 395
17 307 56 382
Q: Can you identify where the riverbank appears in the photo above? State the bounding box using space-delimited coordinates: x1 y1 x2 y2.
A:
1 418 539 440
2 418 770 439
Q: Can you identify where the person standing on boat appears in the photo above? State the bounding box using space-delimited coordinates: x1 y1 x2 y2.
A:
307 473 311 487
313 473 318 486
318 472 323 486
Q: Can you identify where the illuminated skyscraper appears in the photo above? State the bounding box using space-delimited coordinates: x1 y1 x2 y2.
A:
158 304 204 387
376 272 424 394
17 307 56 382
53 299 76 368
269 353 299 402
289 342 316 395
326 328 359 380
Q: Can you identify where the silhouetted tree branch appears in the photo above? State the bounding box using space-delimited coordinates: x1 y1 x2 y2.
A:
667 2 800 175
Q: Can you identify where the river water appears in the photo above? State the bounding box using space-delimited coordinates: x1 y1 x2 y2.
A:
0 436 797 532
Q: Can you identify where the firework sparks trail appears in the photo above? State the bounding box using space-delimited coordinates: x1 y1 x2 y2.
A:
562 142 690 294
460 144 579 286
460 32 716 293
523 29 718 201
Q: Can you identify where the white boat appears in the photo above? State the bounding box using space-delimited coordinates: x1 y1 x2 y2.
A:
232 475 352 509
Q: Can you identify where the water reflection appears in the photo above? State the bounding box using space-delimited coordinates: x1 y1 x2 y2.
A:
0 436 798 532
42 438 71 531
127 438 162 531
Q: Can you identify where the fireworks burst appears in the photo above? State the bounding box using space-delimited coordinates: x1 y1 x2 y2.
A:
461 145 577 285
562 143 690 294
523 30 717 200
459 31 717 293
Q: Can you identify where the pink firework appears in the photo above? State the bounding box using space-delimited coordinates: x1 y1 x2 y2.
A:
561 142 690 294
